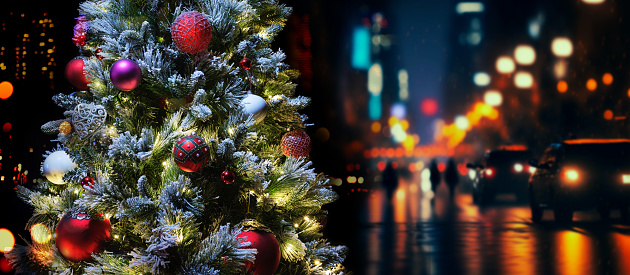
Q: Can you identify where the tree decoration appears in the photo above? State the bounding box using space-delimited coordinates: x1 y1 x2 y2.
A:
55 208 111 262
94 48 104 60
72 103 107 138
81 174 95 189
221 170 235 184
58 121 72 135
173 134 210 172
240 58 252 71
170 11 212 53
241 93 268 123
65 58 90 91
43 150 76 185
237 222 280 275
72 35 87 46
72 16 89 47
281 130 311 158
110 59 142 91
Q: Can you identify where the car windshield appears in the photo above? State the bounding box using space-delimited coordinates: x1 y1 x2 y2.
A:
486 151 531 166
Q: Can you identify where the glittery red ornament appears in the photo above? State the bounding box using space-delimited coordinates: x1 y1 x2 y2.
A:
237 229 280 275
73 16 89 47
72 34 87 46
221 170 235 184
170 11 212 53
281 130 311 158
95 48 104 59
173 134 210 172
81 175 95 189
55 208 111 262
65 58 90 91
240 58 252 71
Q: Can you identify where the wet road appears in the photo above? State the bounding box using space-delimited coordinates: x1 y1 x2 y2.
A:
335 173 630 275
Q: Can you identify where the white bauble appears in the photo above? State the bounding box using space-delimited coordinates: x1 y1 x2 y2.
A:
43 151 77 185
241 94 268 123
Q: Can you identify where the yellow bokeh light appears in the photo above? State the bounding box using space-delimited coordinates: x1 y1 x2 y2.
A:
371 122 381 133
30 223 51 244
400 119 409 130
514 71 534 88
557 81 568 93
0 228 15 253
496 56 515 74
582 0 605 4
602 73 613 85
604 110 613 120
586 78 597 91
514 45 536 65
551 37 573 57
388 116 399 126
484 90 503 106
0 81 13 99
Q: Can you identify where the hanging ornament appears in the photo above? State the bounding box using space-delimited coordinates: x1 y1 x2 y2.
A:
55 208 111 262
65 58 90 91
173 134 210 172
94 48 104 60
241 94 268 123
43 150 77 185
58 121 72 135
237 221 280 275
281 130 311 158
72 103 107 139
72 16 89 47
240 58 252 71
110 59 142 91
221 170 235 184
81 174 95 189
170 11 213 53
72 35 87 46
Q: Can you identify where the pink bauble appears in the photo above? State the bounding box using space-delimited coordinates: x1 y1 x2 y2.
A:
281 130 311 158
55 209 111 262
65 59 90 90
110 59 142 91
173 135 210 172
171 11 212 53
237 230 280 275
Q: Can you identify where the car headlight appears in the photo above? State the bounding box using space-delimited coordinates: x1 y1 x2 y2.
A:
622 174 630 184
514 163 523 172
562 168 580 184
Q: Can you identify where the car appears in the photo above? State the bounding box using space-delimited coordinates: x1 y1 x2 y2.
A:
467 145 534 205
528 139 630 222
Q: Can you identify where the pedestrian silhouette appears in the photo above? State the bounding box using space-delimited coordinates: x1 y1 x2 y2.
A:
429 159 441 204
445 158 459 201
381 161 399 202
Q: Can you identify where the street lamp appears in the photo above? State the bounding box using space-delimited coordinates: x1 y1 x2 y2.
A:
551 37 573 58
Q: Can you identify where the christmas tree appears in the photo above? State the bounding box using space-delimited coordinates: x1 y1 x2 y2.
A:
7 0 347 274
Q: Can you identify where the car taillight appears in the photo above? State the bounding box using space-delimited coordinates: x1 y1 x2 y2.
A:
562 169 580 185
485 168 494 177
514 163 523 172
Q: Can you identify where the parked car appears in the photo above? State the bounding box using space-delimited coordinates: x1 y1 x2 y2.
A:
528 139 630 222
467 145 534 205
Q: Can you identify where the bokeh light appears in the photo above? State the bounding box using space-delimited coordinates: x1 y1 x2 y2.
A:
496 56 516 74
586 78 597 91
514 45 536 65
551 37 573 57
602 73 613 85
455 115 470 130
30 223 52 244
0 81 13 99
315 127 330 142
421 98 438 116
557 81 568 93
582 0 605 4
484 90 503 106
604 110 613 120
514 71 534 88
371 121 381 133
0 228 15 253
0 255 11 273
2 123 10 133
473 72 491 86
390 103 406 118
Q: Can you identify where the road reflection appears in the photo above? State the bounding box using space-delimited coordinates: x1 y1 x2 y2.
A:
352 171 630 275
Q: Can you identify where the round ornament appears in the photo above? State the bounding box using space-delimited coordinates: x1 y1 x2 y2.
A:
241 94 268 123
110 59 142 91
55 208 111 262
73 16 89 47
65 58 90 91
173 135 210 172
72 35 87 46
59 121 72 135
240 58 252 71
95 48 104 60
170 11 212 53
72 103 107 139
81 175 95 189
237 229 280 275
281 130 311 158
43 150 77 185
221 170 235 184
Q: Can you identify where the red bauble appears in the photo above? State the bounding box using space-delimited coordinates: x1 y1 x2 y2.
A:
221 170 235 184
95 48 104 60
173 134 210 172
281 130 311 158
72 34 87 46
240 58 252 71
237 230 280 275
55 209 111 262
171 11 212 53
81 175 95 189
65 58 90 90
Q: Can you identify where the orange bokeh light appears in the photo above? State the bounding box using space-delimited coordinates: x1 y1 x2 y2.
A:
377 161 386 171
371 121 381 133
0 81 13 99
0 228 15 253
602 73 613 85
557 81 568 93
604 110 613 120
586 78 597 91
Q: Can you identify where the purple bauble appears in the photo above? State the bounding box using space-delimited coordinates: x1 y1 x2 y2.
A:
110 59 142 91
